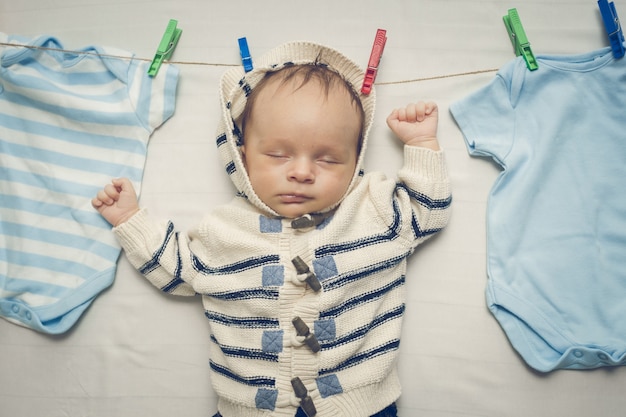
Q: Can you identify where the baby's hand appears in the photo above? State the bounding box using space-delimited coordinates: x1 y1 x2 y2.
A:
92 177 140 227
386 101 440 150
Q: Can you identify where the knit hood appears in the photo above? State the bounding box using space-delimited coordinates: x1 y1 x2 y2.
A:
216 41 376 218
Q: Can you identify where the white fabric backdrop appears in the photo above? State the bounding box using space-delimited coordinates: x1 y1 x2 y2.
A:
2 1 625 416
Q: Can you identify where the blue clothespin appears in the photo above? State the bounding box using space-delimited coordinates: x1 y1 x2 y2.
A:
503 8 538 71
598 0 625 59
148 19 182 77
238 37 253 72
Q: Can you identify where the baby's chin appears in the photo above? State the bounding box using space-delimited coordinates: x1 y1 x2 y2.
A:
272 203 324 220
275 207 314 219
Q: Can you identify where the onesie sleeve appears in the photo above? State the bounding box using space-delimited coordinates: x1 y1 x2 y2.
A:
449 61 519 165
100 46 179 134
128 60 179 133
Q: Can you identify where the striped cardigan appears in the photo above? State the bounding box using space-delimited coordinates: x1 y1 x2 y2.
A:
114 145 451 416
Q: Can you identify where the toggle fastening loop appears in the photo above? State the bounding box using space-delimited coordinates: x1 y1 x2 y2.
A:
291 256 322 292
291 377 317 417
292 317 321 353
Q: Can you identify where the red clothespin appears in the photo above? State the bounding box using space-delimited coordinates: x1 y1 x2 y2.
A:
361 29 387 95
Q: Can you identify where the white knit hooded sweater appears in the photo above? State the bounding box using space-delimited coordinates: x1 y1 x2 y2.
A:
114 42 452 416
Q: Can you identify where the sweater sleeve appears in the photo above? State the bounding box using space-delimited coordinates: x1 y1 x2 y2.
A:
113 208 199 296
395 145 452 246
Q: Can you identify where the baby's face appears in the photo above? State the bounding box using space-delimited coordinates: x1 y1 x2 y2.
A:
241 76 362 218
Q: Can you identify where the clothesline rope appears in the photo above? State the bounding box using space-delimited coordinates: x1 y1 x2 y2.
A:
0 41 499 85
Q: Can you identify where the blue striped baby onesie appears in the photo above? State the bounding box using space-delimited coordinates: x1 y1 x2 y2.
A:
0 33 179 334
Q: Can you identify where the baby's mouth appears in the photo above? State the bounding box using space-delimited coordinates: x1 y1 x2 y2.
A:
279 194 311 203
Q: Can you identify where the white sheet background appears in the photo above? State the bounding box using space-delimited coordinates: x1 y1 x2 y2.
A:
2 1 625 416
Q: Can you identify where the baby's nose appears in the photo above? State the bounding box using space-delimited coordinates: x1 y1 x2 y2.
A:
288 158 315 183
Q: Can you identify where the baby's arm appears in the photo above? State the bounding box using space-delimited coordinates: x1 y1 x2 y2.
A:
92 177 140 227
386 101 440 151
93 178 197 296
385 101 451 247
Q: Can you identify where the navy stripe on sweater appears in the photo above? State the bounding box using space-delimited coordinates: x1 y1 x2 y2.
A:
225 161 236 175
323 251 410 292
410 213 443 240
321 305 405 350
210 360 275 388
315 200 402 258
319 339 401 376
135 223 189 294
193 254 280 275
139 223 280 293
207 287 279 301
216 133 227 147
139 221 176 275
211 335 279 362
205 311 279 329
161 276 185 293
395 182 452 210
317 182 450 258
319 276 405 319
159 231 187 293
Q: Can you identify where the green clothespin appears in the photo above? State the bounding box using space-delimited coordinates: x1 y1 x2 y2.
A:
148 19 182 77
503 8 538 71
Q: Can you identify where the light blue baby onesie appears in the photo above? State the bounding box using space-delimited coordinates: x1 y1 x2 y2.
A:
450 46 626 372
0 33 178 334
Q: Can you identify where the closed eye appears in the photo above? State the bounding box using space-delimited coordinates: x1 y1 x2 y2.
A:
317 155 344 164
266 152 288 159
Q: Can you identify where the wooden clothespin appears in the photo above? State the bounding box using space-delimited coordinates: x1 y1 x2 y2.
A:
148 19 182 77
503 8 538 71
